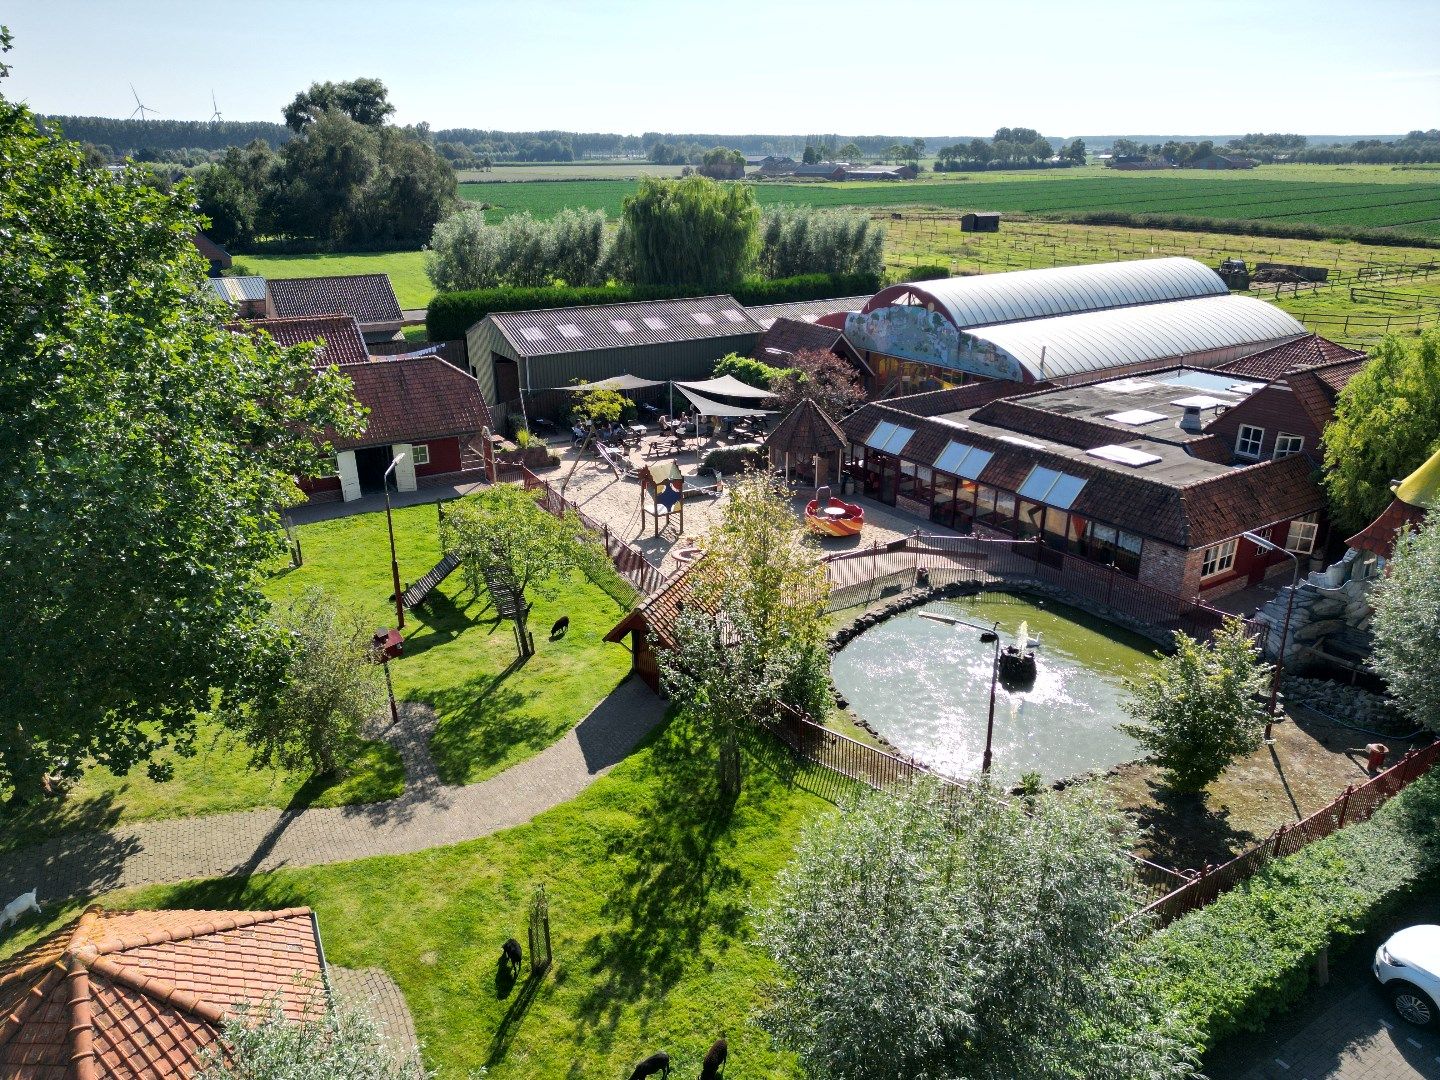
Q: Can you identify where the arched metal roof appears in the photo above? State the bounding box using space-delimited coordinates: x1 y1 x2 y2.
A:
964 294 1307 380
865 257 1228 330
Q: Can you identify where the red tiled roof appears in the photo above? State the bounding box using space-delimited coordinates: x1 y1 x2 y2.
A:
756 318 870 377
968 399 1129 450
190 233 231 269
266 275 403 327
231 315 371 367
879 379 1039 418
1179 453 1324 548
1346 498 1427 559
605 559 711 648
0 907 324 1079
1218 334 1363 380
333 354 493 450
1286 357 1366 433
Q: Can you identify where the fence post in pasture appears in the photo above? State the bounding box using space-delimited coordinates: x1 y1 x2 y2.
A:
1272 823 1287 858
1337 784 1353 828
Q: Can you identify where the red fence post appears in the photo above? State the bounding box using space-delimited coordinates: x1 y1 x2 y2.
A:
1337 784 1353 828
1272 824 1287 857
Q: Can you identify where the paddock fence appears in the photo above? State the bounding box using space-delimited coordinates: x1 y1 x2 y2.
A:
1128 739 1440 928
521 466 670 597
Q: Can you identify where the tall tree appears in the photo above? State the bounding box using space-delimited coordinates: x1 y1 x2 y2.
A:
1322 330 1440 534
1119 618 1271 794
0 41 363 800
757 781 1201 1080
768 348 866 421
282 77 395 133
1369 509 1440 731
619 175 760 288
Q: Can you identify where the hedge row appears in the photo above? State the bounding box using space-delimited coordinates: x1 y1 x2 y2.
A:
426 271 882 341
1044 210 1440 252
1143 770 1440 1053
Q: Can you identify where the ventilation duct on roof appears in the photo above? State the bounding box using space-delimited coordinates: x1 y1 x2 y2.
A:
1179 405 1204 433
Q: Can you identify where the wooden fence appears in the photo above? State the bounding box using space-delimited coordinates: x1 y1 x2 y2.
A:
1129 739 1440 928
521 466 670 597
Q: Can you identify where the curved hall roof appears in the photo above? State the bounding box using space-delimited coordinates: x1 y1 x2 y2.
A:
965 294 1306 380
864 257 1228 331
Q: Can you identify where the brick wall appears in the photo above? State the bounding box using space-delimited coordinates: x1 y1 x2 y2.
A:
1139 540 1200 599
1204 385 1321 463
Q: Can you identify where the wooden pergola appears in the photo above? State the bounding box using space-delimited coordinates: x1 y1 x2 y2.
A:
765 398 849 489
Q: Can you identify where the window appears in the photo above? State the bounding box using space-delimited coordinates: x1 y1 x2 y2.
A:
864 421 915 455
934 440 994 480
518 326 547 343
1016 466 1087 509
556 323 583 339
1273 432 1305 459
1201 538 1239 578
643 317 668 331
1285 513 1319 554
609 318 635 335
411 443 430 467
691 312 715 326
1235 425 1265 460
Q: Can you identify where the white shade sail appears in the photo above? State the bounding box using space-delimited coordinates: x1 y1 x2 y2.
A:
561 374 667 391
673 374 777 399
675 385 776 418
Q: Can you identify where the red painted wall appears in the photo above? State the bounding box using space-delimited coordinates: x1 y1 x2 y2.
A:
1205 386 1321 463
416 436 461 476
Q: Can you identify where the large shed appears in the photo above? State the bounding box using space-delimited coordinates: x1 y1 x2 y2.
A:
960 211 1002 232
465 295 763 423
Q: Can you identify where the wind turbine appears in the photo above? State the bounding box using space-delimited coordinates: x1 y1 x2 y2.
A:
128 84 156 121
209 91 222 124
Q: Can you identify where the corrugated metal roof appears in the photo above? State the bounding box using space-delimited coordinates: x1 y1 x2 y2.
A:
208 276 268 303
744 295 873 329
488 295 762 357
965 295 1306 380
868 257 1228 330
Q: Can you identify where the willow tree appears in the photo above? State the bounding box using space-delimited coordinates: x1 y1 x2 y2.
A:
619 175 760 288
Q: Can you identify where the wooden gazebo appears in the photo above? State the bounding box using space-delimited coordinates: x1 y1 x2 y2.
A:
765 398 849 488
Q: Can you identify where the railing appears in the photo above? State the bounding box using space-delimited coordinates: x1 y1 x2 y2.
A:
821 532 1260 642
1129 739 1440 928
521 466 670 597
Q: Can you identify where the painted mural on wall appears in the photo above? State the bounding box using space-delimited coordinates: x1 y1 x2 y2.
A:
845 306 1024 381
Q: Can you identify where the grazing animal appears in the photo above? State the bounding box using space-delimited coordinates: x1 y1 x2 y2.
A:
501 937 523 976
700 1037 728 1079
626 1051 670 1079
0 889 40 931
550 615 570 639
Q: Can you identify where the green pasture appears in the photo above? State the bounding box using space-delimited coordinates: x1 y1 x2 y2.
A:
234 250 433 309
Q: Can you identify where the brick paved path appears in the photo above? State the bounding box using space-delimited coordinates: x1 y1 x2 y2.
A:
329 965 419 1061
0 678 663 902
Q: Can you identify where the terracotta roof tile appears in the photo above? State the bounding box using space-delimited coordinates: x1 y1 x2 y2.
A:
1217 334 1363 380
266 275 403 327
1285 357 1366 432
0 907 323 1080
766 398 849 459
755 318 872 378
230 315 370 367
331 355 493 450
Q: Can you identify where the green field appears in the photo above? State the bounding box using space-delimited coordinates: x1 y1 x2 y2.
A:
461 170 1440 239
233 250 432 309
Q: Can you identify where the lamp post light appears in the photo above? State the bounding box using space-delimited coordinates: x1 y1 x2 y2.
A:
384 453 408 630
1241 530 1301 743
922 611 1003 775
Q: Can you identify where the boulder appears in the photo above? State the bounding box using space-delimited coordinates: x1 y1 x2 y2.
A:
1295 618 1346 643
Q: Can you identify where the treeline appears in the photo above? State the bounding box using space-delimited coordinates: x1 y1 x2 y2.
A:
1294 130 1440 164
1109 131 1440 165
935 128 1083 171
41 115 291 153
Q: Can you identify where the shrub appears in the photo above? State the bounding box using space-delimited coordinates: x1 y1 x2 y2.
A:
426 271 882 341
901 263 952 282
701 447 766 475
1143 770 1440 1052
713 352 782 389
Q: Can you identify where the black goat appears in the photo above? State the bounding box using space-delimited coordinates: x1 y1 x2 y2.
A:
700 1037 727 1078
626 1051 670 1079
550 615 570 639
500 937 522 976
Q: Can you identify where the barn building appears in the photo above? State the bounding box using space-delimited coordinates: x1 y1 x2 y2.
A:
843 258 1308 395
960 211 1002 232
266 274 405 345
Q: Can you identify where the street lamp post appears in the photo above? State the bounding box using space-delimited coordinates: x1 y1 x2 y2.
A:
921 611 1003 775
1242 530 1301 743
384 454 408 630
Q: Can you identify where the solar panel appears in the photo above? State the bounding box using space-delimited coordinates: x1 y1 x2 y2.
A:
557 324 583 339
691 313 715 326
643 317 668 331
518 327 547 343
610 319 635 334
1087 444 1162 467
1106 409 1168 426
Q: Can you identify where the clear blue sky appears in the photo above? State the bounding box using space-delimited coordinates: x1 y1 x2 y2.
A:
6 0 1437 136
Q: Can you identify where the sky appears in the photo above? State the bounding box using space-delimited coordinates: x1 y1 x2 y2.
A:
5 0 1438 137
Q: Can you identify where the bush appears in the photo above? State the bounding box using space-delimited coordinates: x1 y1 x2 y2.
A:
1144 770 1440 1053
426 271 882 341
701 447 766 475
901 264 952 282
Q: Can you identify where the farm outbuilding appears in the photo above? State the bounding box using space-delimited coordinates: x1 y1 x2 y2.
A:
960 212 1002 232
465 295 764 425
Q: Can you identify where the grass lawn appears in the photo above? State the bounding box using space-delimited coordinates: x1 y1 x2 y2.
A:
232 250 434 310
273 501 632 785
4 714 830 1080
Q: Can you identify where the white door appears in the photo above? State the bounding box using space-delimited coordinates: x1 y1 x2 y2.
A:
337 450 361 502
392 444 417 492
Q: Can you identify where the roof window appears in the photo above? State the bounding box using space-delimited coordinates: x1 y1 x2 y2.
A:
518 327 547 343
934 440 994 480
1017 465 1087 508
1086 444 1162 467
865 421 916 455
643 317 668 331
1106 409 1168 426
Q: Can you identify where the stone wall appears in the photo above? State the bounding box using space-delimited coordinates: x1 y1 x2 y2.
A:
1254 547 1381 666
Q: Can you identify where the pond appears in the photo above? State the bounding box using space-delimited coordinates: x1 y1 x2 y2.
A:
830 592 1160 784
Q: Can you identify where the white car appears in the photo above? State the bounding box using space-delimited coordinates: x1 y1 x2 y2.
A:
1374 925 1440 1027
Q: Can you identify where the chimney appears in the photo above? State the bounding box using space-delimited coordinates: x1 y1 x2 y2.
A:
1179 405 1203 433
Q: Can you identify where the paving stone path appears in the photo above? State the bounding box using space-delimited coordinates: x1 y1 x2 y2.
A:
329 965 420 1061
0 678 663 902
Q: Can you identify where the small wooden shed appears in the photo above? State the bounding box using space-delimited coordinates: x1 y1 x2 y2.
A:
765 398 849 488
960 211 1002 232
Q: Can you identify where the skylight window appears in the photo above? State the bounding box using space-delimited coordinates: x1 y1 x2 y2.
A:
691 312 715 326
557 323 583 339
1170 395 1235 410
720 310 746 323
864 421 915 455
998 435 1046 450
643 317 668 331
1087 444 1163 467
610 318 635 334
518 327 547 343
1103 379 1159 394
934 440 994 480
1106 409 1168 426
1017 466 1087 508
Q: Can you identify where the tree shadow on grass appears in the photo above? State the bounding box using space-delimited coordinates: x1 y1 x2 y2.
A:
1131 781 1255 869
0 788 127 858
425 659 547 785
398 590 477 659
138 872 310 914
574 713 747 1040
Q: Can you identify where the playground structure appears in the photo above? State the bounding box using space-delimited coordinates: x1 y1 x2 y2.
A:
804 487 865 536
639 461 726 537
